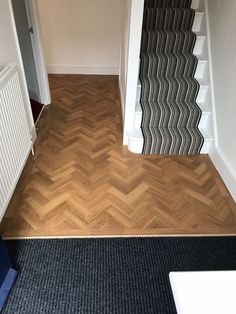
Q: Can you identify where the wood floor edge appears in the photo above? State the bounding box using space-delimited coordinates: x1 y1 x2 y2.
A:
3 234 236 240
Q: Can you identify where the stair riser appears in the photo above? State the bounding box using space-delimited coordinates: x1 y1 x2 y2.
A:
142 36 206 56
136 85 141 104
197 85 208 103
137 59 207 94
139 60 207 80
191 0 200 10
192 12 204 32
193 36 206 56
200 140 212 154
195 60 207 79
134 112 142 129
136 83 209 104
127 135 212 154
128 137 144 154
134 109 210 129
199 112 210 129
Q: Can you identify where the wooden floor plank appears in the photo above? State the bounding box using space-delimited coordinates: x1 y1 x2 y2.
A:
1 74 236 238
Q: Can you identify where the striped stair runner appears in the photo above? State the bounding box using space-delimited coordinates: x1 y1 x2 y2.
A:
140 0 204 154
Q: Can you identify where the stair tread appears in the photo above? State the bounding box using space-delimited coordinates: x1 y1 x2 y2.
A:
140 51 207 61
141 51 199 57
145 0 192 9
138 78 209 87
128 127 213 141
199 104 211 113
144 7 195 11
141 31 205 38
197 59 207 63
144 9 204 16
195 33 205 37
135 101 212 114
144 8 204 14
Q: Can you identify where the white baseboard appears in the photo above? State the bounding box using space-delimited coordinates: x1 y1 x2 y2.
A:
119 83 128 145
118 78 125 123
47 65 119 75
118 78 128 145
209 147 236 202
30 127 37 144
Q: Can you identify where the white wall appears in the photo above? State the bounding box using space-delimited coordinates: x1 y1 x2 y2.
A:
119 0 144 143
38 0 121 75
0 0 36 139
207 0 236 201
119 0 132 120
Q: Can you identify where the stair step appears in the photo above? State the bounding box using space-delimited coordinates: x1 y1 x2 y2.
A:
137 75 209 89
195 60 207 79
199 111 211 129
127 129 144 154
193 36 206 56
192 12 204 32
136 100 211 114
198 88 212 108
191 0 200 10
127 127 213 154
138 57 207 83
141 33 206 56
199 127 214 154
197 85 209 103
136 79 210 104
134 102 211 129
134 104 142 128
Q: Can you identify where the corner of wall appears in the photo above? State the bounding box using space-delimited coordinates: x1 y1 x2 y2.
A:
209 146 236 202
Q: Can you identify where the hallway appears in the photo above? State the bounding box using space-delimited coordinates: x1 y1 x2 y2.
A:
1 75 236 238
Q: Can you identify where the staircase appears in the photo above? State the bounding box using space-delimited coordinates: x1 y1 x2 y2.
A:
127 0 214 154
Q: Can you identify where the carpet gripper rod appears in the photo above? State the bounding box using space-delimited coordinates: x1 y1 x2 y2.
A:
140 0 204 154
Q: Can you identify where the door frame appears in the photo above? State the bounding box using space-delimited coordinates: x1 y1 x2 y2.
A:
24 0 51 105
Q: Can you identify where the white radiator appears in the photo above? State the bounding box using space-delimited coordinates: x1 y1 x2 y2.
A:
0 64 32 221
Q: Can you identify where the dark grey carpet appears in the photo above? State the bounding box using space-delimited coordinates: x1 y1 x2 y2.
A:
140 0 203 154
2 237 236 314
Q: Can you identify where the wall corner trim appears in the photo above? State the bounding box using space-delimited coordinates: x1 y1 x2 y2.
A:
209 147 236 202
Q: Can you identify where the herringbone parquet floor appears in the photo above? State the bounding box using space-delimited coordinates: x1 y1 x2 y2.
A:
1 75 236 238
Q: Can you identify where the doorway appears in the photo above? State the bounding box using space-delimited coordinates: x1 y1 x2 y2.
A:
11 0 51 124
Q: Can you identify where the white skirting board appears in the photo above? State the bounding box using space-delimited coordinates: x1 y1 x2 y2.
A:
47 65 119 75
209 147 236 202
118 79 125 122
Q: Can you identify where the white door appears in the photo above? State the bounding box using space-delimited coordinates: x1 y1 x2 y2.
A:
11 0 41 103
11 0 51 105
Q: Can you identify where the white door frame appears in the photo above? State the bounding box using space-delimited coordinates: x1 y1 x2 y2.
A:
24 0 51 105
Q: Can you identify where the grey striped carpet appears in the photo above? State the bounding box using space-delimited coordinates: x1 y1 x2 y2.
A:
140 0 204 154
